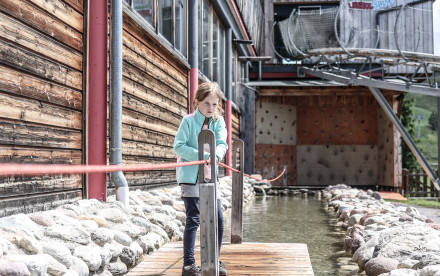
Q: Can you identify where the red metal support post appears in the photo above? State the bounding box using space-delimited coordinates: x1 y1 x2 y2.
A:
88 0 108 201
226 100 232 176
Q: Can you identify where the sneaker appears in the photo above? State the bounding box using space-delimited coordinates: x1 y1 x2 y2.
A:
182 263 201 276
219 260 228 276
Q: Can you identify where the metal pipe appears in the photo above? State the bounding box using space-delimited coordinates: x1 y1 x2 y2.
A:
225 28 232 176
368 86 440 191
188 0 198 111
88 0 108 201
110 0 129 206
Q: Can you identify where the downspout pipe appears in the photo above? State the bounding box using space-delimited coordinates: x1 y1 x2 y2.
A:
225 28 232 176
110 0 129 206
188 0 198 111
88 0 108 201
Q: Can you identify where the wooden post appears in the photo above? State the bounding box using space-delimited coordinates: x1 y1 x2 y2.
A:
402 169 408 197
198 129 218 276
231 139 244 244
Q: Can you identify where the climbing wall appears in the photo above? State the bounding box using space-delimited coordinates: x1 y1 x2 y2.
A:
255 100 297 185
255 91 403 187
296 96 379 186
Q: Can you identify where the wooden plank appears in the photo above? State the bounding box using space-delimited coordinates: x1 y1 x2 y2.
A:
122 140 175 159
123 42 187 95
30 0 84 32
0 190 82 217
63 0 84 14
127 242 314 276
0 12 82 70
0 174 82 198
123 109 178 136
0 64 82 109
123 63 187 107
0 146 82 164
122 124 174 147
123 77 186 117
0 40 82 90
0 0 83 51
122 93 182 126
0 120 82 149
124 171 176 186
0 93 82 129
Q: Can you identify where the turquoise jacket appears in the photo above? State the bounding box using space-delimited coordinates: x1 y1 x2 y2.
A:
174 108 228 184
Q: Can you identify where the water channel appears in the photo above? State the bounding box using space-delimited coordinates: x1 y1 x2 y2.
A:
224 195 361 276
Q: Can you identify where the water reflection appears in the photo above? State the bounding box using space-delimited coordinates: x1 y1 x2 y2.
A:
225 196 353 276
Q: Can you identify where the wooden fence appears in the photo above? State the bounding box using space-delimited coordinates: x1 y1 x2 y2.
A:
402 169 440 198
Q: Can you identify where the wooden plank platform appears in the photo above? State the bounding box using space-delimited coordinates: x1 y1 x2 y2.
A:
127 242 314 276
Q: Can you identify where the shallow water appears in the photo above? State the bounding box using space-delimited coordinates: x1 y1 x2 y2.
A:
224 196 358 276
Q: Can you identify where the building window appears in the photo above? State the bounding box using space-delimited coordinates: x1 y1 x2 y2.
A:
202 0 210 77
219 26 225 91
175 0 187 56
158 0 173 43
133 0 154 26
212 15 219 83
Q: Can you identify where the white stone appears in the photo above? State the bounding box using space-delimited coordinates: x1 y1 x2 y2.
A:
44 226 91 245
42 242 73 268
73 246 102 272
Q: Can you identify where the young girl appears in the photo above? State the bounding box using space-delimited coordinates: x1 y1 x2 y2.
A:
174 82 228 276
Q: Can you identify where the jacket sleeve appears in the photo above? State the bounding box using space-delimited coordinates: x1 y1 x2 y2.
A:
173 117 209 161
214 116 228 161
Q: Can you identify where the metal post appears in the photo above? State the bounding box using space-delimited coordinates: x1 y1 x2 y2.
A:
258 61 262 81
368 86 440 191
283 165 287 187
198 130 218 276
231 139 244 244
188 0 198 111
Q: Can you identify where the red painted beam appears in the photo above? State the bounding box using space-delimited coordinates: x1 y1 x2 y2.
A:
88 0 108 201
190 68 198 112
225 100 232 176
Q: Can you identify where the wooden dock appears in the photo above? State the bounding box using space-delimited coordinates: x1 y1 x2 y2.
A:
127 242 314 276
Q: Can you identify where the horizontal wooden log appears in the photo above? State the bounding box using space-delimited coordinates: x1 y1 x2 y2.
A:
0 190 82 217
0 40 82 91
64 0 84 14
123 106 179 137
123 43 187 96
0 174 82 198
123 61 187 107
123 171 177 186
122 93 182 126
123 30 187 87
0 64 82 109
31 0 83 32
0 120 82 149
0 0 83 52
123 77 186 118
122 124 174 148
0 146 82 164
0 12 82 70
122 140 175 159
0 93 82 130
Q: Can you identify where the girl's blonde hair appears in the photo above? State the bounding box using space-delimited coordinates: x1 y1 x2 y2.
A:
193 82 223 121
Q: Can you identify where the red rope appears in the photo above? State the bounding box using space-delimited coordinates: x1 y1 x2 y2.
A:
217 161 285 183
0 160 286 183
0 160 208 176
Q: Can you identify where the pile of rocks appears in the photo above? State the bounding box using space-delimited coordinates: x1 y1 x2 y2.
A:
323 184 440 276
0 176 255 276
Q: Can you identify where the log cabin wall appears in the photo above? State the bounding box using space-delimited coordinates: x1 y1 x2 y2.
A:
119 13 189 190
0 0 85 216
255 87 401 187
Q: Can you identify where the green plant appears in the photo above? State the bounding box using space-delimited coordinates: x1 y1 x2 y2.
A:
429 111 437 130
401 96 420 169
